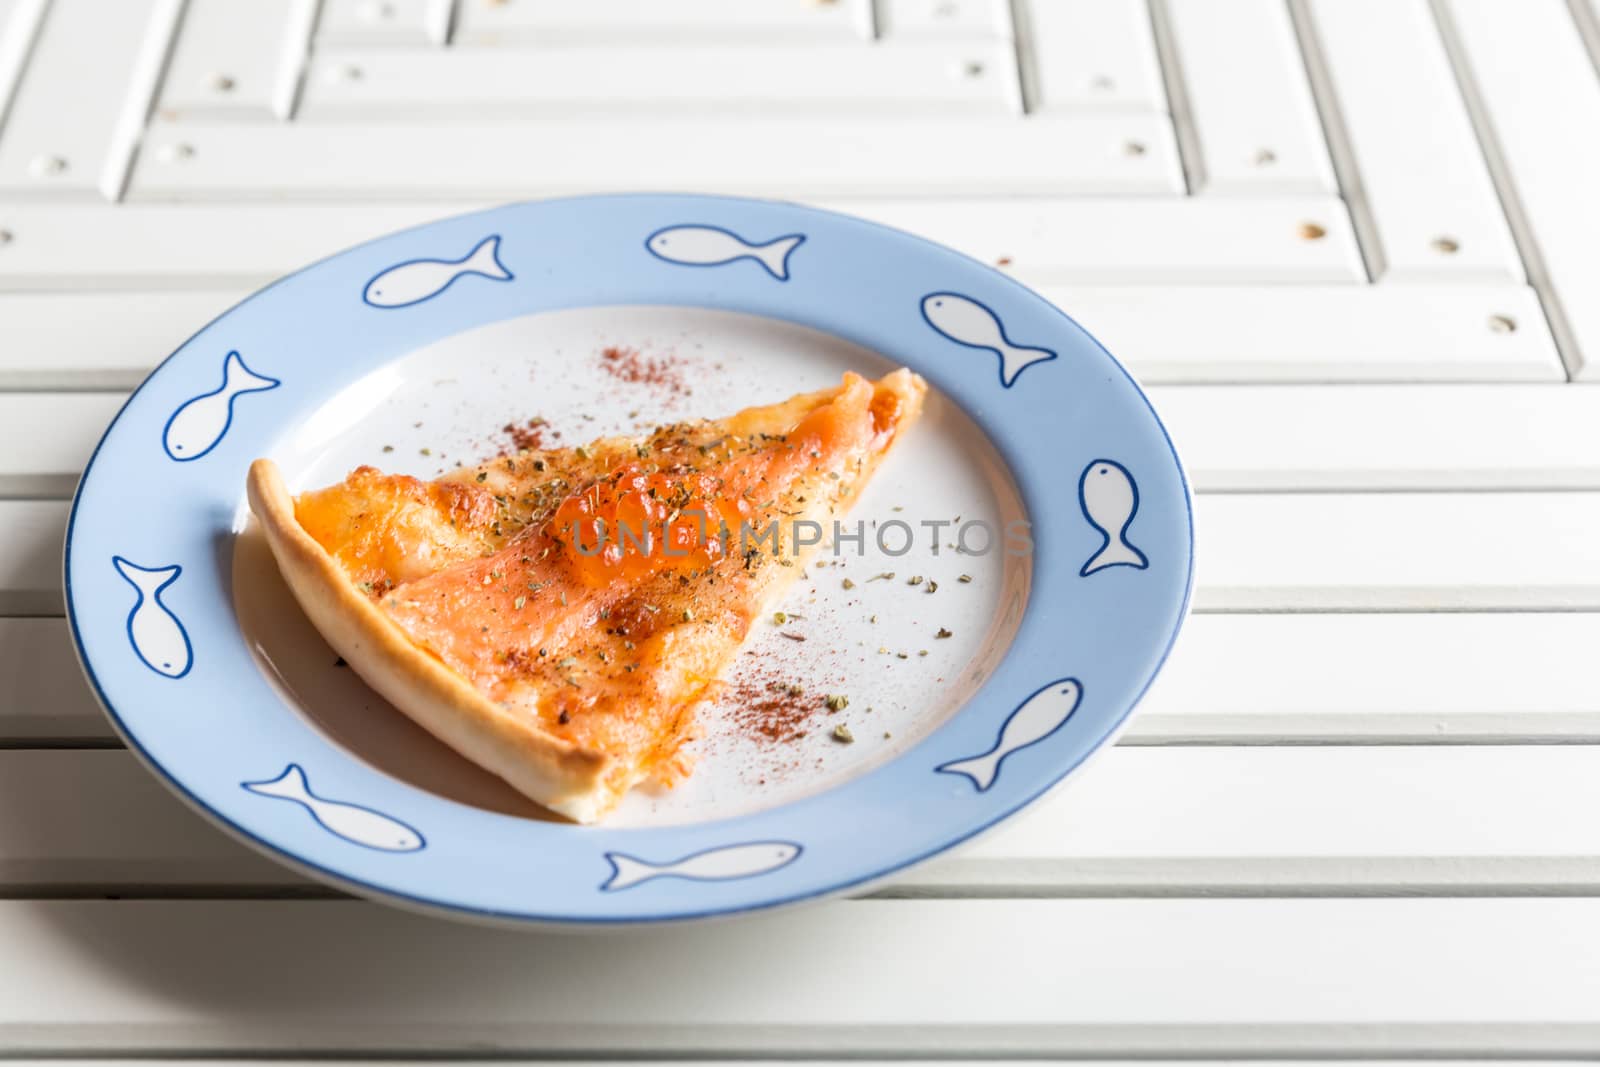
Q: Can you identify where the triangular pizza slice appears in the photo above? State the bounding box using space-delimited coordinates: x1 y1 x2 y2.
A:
247 369 926 822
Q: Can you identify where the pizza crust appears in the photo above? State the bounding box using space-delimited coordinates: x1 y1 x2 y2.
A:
248 458 617 823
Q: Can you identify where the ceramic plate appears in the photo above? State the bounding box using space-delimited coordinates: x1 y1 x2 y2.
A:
66 194 1193 925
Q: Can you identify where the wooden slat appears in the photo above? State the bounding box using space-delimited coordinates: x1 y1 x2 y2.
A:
1018 0 1167 113
454 0 871 44
0 0 47 124
315 0 451 46
845 196 1361 283
1049 284 1561 382
0 284 1550 391
0 203 473 287
878 0 1010 40
3 899 1600 1054
1196 491 1600 611
0 751 297 887
0 0 181 200
1140 611 1600 741
914 745 1600 892
1444 0 1600 378
1152 384 1600 490
0 291 242 389
1165 0 1335 193
10 746 1600 894
0 619 105 741
0 500 65 615
128 116 1186 199
299 42 1015 117
16 611 1600 746
0 199 1360 289
18 386 1599 500
0 393 121 496
1306 0 1521 282
158 0 316 120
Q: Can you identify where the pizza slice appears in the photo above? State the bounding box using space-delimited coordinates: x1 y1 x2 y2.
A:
247 369 926 823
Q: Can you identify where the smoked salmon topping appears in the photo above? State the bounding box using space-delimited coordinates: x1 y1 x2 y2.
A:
264 369 927 819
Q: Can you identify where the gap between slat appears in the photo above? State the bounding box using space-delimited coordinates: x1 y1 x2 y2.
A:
1143 0 1199 194
9 746 1600 899
1428 0 1581 380
1284 0 1382 281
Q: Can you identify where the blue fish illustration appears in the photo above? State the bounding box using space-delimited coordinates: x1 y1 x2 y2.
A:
921 292 1057 387
242 764 425 852
937 679 1083 792
162 351 279 462
645 224 805 281
602 840 801 891
363 234 513 308
1079 459 1148 576
112 556 192 679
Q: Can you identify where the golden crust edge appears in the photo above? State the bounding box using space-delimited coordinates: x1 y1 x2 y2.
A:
246 457 617 824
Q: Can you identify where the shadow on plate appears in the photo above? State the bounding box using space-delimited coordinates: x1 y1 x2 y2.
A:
232 522 559 823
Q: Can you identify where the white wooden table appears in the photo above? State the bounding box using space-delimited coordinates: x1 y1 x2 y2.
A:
5 0 1600 1055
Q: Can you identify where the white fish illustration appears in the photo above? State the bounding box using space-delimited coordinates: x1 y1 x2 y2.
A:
363 234 513 308
112 557 192 679
242 764 424 853
937 678 1083 792
645 225 805 281
162 351 280 462
602 840 801 892
920 292 1057 387
1079 459 1149 576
